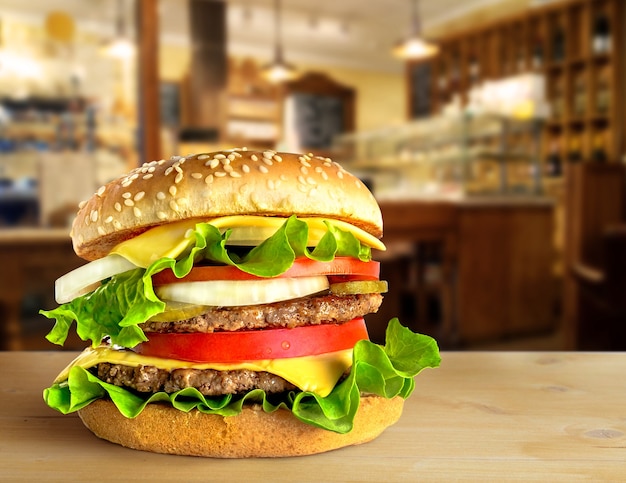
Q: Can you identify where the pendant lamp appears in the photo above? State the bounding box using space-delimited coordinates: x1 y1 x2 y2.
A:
392 0 438 60
262 0 297 83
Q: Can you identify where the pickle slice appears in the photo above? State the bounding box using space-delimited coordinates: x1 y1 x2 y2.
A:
148 301 213 322
329 280 388 295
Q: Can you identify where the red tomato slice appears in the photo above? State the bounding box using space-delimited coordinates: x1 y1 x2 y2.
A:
151 257 379 286
134 317 369 363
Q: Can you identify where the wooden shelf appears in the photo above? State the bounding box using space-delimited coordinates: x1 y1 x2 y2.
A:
407 0 624 167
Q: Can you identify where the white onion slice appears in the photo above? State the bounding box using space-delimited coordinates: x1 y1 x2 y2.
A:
55 254 137 304
155 276 329 307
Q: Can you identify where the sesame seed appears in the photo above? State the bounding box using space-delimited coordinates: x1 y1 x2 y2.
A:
78 200 87 209
205 174 214 185
300 158 311 168
214 171 226 177
233 150 243 157
191 172 203 179
169 186 177 196
134 191 145 201
133 207 142 218
130 173 139 181
113 220 122 229
251 154 259 162
297 184 308 193
258 165 269 174
157 159 166 165
325 157 332 163
175 172 184 184
197 154 210 160
221 158 231 166
97 186 106 197
169 200 180 212
156 191 166 200
140 167 149 173
263 150 274 159
124 199 134 207
148 166 156 173
157 211 167 220
229 171 242 178
242 164 250 173
122 192 132 199
178 197 188 206
223 164 233 172
297 175 307 185
97 227 106 236
121 180 132 188
262 157 273 166
337 171 344 179
355 179 362 188
143 174 153 180
90 210 98 222
104 216 113 223
214 154 226 160
273 155 282 162
307 177 317 185
315 166 323 173
267 179 275 190
84 216 89 226
241 147 248 151
165 167 174 176
300 166 309 175
321 171 329 181
114 202 122 212
280 174 288 181
227 154 236 161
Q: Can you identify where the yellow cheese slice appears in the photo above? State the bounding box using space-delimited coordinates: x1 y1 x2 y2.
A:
111 216 385 268
55 345 353 398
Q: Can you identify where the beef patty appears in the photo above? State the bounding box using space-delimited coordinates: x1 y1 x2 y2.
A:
93 362 296 396
141 292 383 334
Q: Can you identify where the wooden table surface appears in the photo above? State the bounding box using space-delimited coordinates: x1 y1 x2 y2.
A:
2 351 625 481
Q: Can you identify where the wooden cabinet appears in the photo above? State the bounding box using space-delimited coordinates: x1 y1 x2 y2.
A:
408 0 624 168
455 203 556 343
366 200 556 347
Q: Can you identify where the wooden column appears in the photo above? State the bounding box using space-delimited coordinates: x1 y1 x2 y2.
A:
136 0 161 163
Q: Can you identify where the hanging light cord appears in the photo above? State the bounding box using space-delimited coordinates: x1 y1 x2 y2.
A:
274 0 284 63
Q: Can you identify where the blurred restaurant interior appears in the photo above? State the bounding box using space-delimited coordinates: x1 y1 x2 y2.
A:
0 0 624 352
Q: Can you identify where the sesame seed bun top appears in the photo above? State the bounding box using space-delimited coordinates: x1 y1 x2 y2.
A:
71 149 383 261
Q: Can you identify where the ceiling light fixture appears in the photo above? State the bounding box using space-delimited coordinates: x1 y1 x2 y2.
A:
103 0 135 59
392 0 439 60
262 0 297 83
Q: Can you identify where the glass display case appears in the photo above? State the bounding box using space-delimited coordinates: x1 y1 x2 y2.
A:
333 113 544 200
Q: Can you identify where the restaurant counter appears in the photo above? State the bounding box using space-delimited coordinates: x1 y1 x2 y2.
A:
2 351 624 481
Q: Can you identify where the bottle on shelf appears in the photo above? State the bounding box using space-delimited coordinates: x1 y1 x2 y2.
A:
573 73 587 117
469 55 480 86
591 132 608 162
532 37 544 70
567 134 583 163
595 66 611 115
552 77 564 119
546 138 562 176
592 10 611 54
551 21 565 62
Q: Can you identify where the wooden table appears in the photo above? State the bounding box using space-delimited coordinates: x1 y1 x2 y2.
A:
2 351 625 481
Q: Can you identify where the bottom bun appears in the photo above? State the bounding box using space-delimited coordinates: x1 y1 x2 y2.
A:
78 396 404 458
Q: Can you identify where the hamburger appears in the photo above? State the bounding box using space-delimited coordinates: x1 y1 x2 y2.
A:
41 149 440 458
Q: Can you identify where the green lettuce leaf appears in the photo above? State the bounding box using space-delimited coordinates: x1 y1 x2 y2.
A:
40 216 372 348
43 319 440 433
